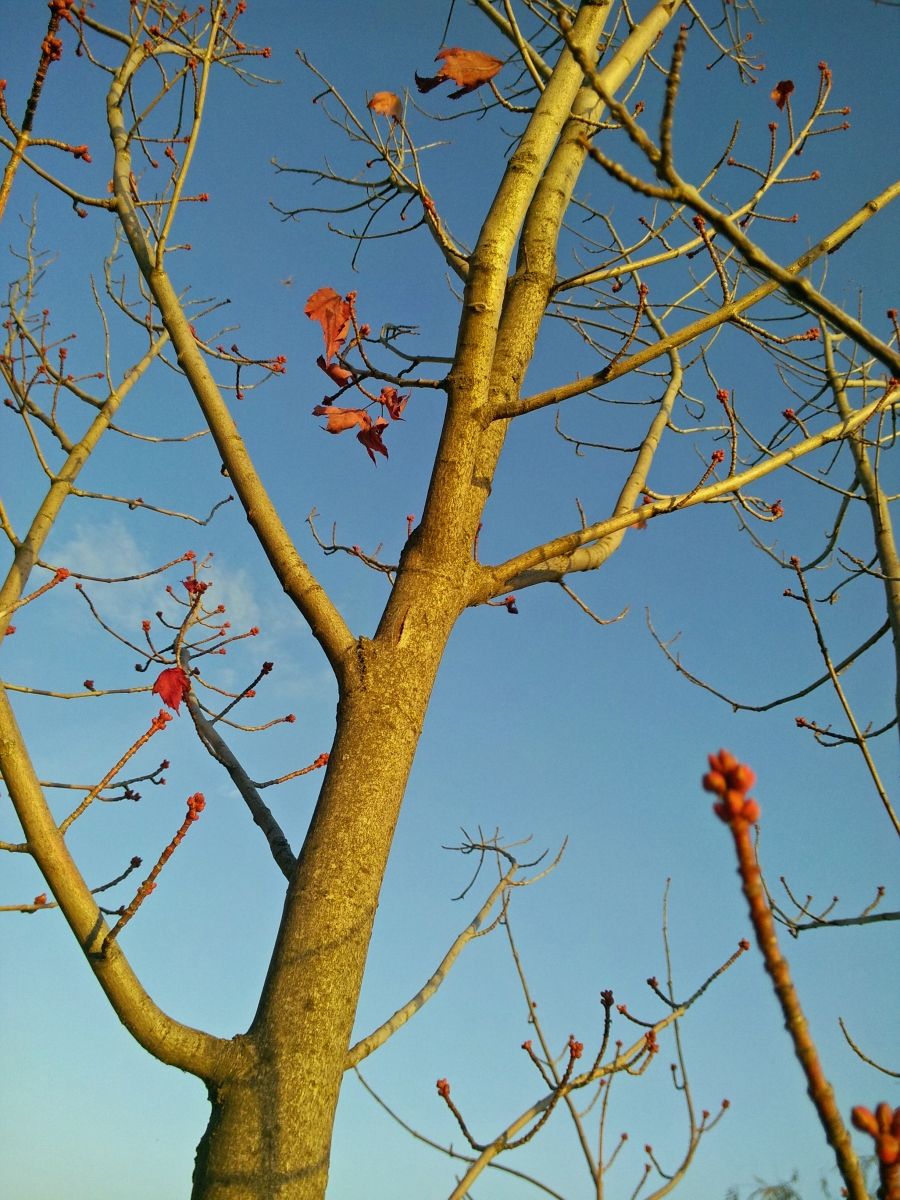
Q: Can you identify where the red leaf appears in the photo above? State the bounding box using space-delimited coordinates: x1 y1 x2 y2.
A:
368 91 402 121
316 355 354 387
33 894 47 906
152 666 192 714
378 386 409 420
312 404 369 434
416 47 503 99
304 287 352 363
771 80 794 111
357 416 389 464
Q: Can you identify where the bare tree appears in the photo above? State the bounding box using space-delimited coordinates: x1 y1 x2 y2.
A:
2 3 899 1198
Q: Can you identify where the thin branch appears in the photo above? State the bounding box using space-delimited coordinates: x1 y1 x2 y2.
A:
347 866 521 1068
181 650 297 881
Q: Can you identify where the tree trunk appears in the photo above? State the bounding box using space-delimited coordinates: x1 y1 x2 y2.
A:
190 592 461 1199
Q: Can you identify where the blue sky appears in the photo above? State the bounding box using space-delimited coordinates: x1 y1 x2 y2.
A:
1 2 899 1198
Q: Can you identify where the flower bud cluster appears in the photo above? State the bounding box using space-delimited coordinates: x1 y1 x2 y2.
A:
186 792 206 823
851 1103 900 1165
702 749 760 824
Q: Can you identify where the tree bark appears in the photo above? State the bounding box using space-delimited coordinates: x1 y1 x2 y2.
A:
189 611 459 1198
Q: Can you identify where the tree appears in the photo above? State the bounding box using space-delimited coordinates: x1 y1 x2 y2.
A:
2 3 899 1198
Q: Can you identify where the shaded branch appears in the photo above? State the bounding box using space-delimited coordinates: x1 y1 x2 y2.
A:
182 649 297 882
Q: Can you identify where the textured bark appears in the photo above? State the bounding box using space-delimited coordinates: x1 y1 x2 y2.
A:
191 626 457 1198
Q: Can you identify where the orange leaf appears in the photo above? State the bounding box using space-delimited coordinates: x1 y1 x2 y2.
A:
304 287 352 363
771 80 794 111
312 405 369 434
152 666 192 714
33 894 48 906
357 415 389 464
316 355 355 387
378 386 409 420
416 47 503 99
368 91 402 121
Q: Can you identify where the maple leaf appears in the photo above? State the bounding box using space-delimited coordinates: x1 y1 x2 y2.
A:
312 406 390 464
316 355 354 388
415 47 503 99
771 80 794 111
367 91 402 121
152 666 192 714
312 404 370 434
304 287 352 363
357 415 389 464
378 386 409 420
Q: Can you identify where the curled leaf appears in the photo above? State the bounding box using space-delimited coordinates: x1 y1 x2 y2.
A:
316 355 354 387
378 386 409 420
304 287 352 363
368 91 402 121
771 80 794 111
313 404 370 434
357 416 389 464
415 47 503 99
311 406 391 464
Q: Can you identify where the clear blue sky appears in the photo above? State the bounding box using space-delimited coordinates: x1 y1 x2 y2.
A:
1 2 899 1198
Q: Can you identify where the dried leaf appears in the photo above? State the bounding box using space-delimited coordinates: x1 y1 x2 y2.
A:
378 386 409 420
312 404 369 434
357 415 389 464
415 47 503 100
304 287 352 363
771 80 794 111
152 666 192 714
316 355 354 388
312 406 390 463
368 91 402 121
